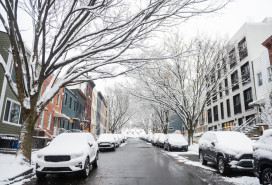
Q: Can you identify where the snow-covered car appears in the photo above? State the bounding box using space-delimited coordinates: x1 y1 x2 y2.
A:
147 134 153 143
113 134 121 147
164 134 188 151
152 133 161 145
157 134 167 148
198 131 253 175
253 129 272 185
97 134 117 151
36 133 99 178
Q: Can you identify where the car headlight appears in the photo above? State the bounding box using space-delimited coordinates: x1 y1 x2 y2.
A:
228 154 237 161
37 154 44 159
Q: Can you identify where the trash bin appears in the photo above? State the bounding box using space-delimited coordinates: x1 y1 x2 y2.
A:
13 140 18 149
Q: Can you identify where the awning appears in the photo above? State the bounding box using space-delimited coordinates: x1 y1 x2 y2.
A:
248 98 265 107
53 112 70 120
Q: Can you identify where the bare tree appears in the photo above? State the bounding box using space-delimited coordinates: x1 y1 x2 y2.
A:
0 0 229 163
107 87 131 133
131 35 230 144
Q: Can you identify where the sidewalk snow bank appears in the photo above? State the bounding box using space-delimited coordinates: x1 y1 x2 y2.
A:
223 176 259 185
0 153 36 184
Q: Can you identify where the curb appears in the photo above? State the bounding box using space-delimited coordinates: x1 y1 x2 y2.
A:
0 168 34 185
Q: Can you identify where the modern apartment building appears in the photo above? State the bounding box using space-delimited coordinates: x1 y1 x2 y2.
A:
196 18 272 136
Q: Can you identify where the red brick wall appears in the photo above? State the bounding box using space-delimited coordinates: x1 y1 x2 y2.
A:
37 75 63 137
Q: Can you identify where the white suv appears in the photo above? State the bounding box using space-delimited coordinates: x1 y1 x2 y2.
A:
36 133 99 178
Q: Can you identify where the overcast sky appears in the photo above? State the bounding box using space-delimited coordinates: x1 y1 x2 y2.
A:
1 0 272 94
95 0 272 94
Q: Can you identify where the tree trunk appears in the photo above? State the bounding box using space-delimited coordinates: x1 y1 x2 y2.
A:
16 108 37 164
187 128 194 146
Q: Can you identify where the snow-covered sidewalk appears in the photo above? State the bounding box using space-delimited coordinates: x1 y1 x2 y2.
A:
160 144 260 185
0 152 36 184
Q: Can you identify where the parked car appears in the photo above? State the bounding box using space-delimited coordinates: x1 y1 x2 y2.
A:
113 134 120 147
157 134 166 148
152 133 161 146
198 131 254 175
253 129 272 185
36 133 99 178
97 134 117 151
164 134 188 151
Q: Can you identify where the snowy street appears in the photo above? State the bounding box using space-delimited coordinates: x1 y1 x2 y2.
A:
22 138 258 185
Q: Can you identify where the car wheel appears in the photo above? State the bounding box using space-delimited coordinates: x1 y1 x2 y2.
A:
217 156 228 175
199 151 207 165
262 168 272 185
93 154 98 168
81 158 90 178
36 172 46 179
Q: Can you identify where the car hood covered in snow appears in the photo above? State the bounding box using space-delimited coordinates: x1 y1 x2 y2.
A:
37 133 90 156
97 134 115 143
214 132 253 158
168 134 188 146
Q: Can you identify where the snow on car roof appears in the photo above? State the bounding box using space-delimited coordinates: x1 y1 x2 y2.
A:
254 129 272 160
50 133 89 146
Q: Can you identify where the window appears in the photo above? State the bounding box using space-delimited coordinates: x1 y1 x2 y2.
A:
229 48 237 69
39 111 44 128
213 106 218 122
3 99 21 125
69 97 72 109
211 72 216 83
168 127 174 130
226 99 231 117
233 94 242 115
231 70 239 91
225 79 229 95
212 90 217 103
238 118 243 126
217 70 221 79
241 62 250 85
244 88 253 111
208 109 212 123
56 94 60 106
74 101 76 111
47 112 52 130
238 37 248 61
206 92 211 106
77 101 79 112
222 57 227 74
257 72 263 86
219 83 223 98
205 75 210 87
267 67 272 81
64 94 67 105
220 102 224 119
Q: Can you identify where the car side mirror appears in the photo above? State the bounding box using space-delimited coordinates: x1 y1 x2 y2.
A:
88 142 93 147
46 142 51 146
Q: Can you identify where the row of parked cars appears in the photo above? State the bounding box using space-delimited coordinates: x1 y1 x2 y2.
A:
97 134 127 151
35 132 127 179
198 130 272 185
141 133 188 152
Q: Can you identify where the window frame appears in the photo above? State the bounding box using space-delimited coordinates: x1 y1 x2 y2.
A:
2 98 22 126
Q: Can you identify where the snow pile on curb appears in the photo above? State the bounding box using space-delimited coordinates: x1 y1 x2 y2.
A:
222 176 259 185
0 153 36 184
162 151 217 172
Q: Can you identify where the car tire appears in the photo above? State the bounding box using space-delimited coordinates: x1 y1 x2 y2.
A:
262 168 272 185
217 156 229 175
93 154 98 168
81 158 90 178
36 172 46 179
199 151 207 165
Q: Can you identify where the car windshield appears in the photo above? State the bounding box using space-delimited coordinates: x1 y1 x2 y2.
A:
169 134 185 141
50 133 88 147
98 134 114 142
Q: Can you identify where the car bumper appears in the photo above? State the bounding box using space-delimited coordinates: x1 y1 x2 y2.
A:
36 156 85 174
171 145 188 151
228 159 253 171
